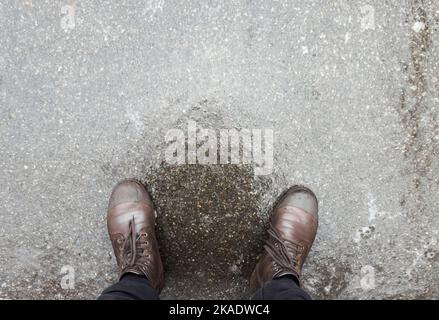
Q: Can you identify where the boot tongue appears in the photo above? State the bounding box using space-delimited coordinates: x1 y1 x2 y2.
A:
122 216 138 267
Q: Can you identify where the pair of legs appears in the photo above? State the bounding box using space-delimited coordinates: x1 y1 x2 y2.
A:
99 274 311 300
98 180 318 300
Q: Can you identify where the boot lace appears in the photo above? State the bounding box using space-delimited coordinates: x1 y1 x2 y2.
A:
263 223 303 275
119 217 151 270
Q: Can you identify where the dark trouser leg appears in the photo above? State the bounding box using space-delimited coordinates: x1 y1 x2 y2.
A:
98 273 160 300
252 275 312 300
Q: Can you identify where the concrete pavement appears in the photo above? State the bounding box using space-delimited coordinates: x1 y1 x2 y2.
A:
0 0 438 299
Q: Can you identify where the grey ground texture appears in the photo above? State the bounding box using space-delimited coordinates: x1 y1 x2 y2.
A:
1 0 439 299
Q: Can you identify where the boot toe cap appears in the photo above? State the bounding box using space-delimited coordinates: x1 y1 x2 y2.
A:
108 179 152 210
277 186 318 220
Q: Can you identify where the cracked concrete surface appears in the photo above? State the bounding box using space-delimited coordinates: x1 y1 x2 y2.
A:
0 0 438 299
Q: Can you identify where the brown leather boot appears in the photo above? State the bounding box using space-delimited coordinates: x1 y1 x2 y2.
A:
107 179 164 292
250 185 318 290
